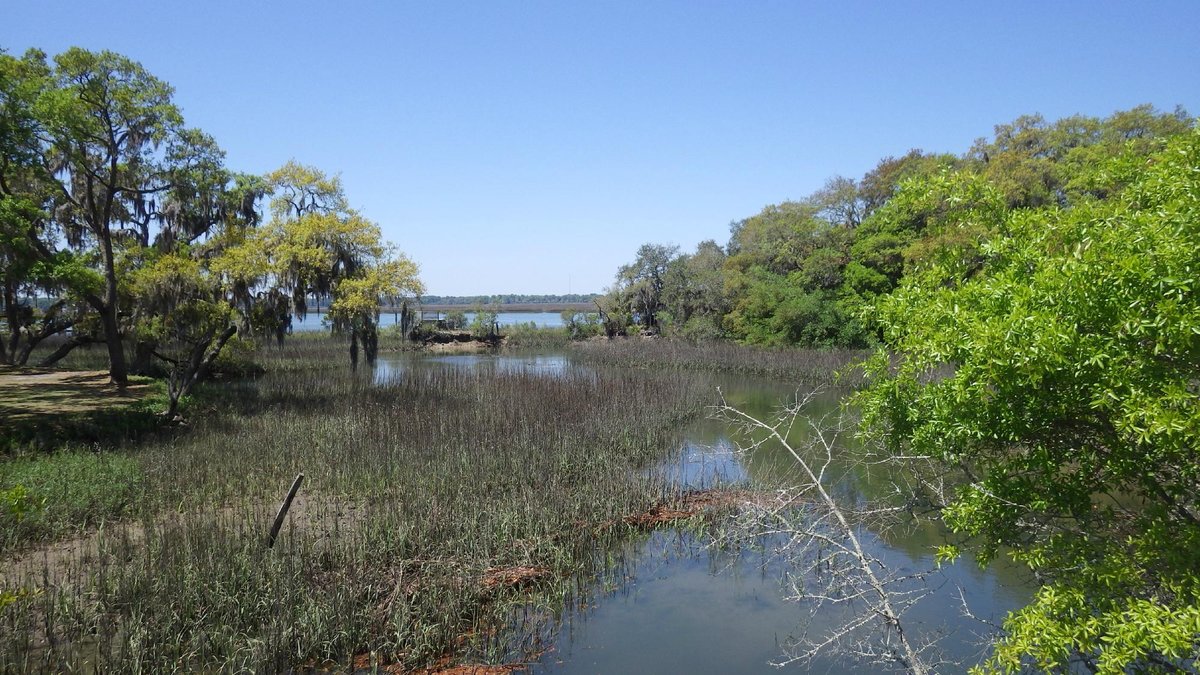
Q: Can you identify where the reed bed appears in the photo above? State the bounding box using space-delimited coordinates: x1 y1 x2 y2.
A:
569 338 869 385
498 324 571 350
0 342 711 672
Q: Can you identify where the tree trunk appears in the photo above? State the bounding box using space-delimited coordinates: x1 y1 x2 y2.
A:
364 319 378 366
15 337 40 366
38 335 94 368
100 304 128 386
165 325 237 419
3 283 19 365
130 340 158 376
349 329 359 370
99 222 128 386
12 301 75 366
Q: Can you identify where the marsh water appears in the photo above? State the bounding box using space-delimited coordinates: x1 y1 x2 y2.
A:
374 351 1032 673
292 310 566 331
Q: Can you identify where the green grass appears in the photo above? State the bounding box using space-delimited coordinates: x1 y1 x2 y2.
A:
0 451 144 550
500 323 571 350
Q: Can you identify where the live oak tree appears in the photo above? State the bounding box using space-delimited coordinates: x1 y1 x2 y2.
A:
857 129 1200 673
660 239 728 339
128 159 420 415
128 246 240 418
327 256 422 365
3 47 423 415
0 49 99 366
126 170 268 417
2 47 222 384
615 242 678 332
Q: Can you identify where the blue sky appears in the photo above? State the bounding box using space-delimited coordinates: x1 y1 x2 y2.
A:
4 1 1198 295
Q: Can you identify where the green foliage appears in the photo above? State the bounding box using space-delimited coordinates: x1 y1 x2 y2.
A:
1 47 423 383
502 322 571 349
0 450 143 549
725 268 873 348
612 243 679 331
561 310 602 339
469 305 499 339
660 239 728 335
258 162 423 365
605 106 1192 352
858 129 1200 671
445 309 467 330
0 484 44 526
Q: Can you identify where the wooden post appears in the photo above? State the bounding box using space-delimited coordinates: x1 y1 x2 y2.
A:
267 473 304 549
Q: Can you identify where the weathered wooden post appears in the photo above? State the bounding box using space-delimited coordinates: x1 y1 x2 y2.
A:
267 473 304 549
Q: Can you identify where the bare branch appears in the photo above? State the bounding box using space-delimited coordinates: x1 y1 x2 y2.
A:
711 389 935 674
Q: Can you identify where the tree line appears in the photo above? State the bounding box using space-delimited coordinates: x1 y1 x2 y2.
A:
600 105 1194 347
418 293 599 306
0 47 422 415
606 105 1200 670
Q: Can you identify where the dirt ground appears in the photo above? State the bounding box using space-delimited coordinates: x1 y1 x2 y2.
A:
0 368 153 422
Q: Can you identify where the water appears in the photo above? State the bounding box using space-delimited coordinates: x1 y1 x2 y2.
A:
535 529 1021 674
373 351 1032 672
536 377 1030 673
291 310 565 332
372 353 573 384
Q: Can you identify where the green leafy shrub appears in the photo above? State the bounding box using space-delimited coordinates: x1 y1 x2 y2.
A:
858 130 1200 672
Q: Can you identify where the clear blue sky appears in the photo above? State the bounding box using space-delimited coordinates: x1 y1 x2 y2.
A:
4 1 1198 295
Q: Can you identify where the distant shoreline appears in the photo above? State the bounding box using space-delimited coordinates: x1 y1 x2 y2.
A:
417 302 594 313
305 302 596 314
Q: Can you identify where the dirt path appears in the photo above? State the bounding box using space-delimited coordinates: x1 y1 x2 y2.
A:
0 368 153 422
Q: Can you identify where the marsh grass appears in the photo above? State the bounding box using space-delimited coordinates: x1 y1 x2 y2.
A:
499 323 571 350
0 339 713 672
569 338 869 384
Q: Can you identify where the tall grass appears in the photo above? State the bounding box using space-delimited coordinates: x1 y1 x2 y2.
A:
0 341 711 672
570 337 869 385
500 323 571 350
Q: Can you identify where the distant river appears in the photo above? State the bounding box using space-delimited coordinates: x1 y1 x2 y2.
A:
290 310 565 331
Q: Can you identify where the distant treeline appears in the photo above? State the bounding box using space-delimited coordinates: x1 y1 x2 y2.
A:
419 294 600 306
597 104 1194 347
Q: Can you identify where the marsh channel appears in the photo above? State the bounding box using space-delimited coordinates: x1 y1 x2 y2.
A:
372 351 1032 673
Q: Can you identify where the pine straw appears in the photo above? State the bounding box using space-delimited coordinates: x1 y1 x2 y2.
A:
615 487 787 529
480 565 552 590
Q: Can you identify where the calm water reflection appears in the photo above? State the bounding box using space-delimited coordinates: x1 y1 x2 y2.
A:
536 528 1023 674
